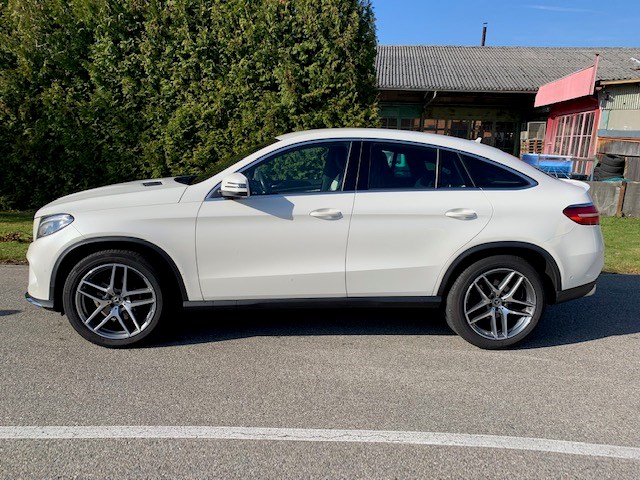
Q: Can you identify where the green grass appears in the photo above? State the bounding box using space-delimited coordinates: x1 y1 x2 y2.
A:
1 211 639 274
0 211 33 264
601 216 640 274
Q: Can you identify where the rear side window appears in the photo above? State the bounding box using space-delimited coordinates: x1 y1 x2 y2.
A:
368 142 438 189
438 149 474 188
460 154 531 189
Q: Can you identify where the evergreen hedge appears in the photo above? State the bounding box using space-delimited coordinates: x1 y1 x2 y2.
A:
0 0 378 210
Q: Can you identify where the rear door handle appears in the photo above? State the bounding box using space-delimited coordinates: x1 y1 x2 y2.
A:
445 208 477 220
310 208 343 220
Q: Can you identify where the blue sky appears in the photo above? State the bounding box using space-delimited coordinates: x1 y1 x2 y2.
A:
372 0 640 47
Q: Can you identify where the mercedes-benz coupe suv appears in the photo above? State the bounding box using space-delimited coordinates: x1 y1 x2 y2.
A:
26 129 604 349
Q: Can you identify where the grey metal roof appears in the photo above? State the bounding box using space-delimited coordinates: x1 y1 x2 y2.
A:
376 46 640 92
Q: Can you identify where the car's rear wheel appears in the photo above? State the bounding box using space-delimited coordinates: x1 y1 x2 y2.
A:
446 255 545 349
62 250 164 348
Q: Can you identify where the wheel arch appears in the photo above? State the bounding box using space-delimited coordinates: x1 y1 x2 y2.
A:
50 237 188 312
437 242 561 305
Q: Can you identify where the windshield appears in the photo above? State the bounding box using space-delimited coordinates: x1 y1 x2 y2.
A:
184 138 279 185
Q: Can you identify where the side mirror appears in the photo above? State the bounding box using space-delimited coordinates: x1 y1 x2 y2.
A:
220 173 250 199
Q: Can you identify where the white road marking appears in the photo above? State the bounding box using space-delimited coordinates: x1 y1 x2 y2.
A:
1 426 639 460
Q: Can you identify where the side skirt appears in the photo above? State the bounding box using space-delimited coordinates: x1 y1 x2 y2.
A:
183 296 442 310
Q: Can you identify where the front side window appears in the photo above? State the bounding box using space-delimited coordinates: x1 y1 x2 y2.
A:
243 142 351 195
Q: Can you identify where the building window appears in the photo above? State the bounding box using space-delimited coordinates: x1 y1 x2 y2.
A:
381 116 420 131
381 117 398 129
469 120 494 144
379 105 518 154
423 119 516 153
399 118 421 131
380 105 422 132
494 122 516 152
552 111 595 158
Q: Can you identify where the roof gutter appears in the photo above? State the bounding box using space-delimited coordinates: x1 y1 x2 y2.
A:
377 87 537 94
598 78 640 86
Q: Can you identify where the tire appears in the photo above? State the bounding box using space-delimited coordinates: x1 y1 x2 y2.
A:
599 155 625 169
597 162 624 175
445 255 545 349
592 167 619 181
62 250 165 348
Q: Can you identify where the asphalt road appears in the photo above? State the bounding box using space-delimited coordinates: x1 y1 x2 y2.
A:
1 265 639 479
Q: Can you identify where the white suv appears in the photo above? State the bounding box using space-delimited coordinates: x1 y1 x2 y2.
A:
26 129 604 349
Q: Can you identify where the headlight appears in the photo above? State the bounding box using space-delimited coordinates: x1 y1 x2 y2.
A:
37 214 74 239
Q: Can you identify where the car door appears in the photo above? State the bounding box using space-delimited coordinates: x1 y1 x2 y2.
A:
346 141 493 297
196 140 357 301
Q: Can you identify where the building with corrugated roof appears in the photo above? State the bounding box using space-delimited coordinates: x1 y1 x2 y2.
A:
376 46 640 163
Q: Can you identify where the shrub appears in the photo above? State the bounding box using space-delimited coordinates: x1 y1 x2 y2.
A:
0 0 378 210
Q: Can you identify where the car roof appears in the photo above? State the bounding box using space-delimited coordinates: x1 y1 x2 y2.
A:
277 128 462 145
275 128 521 165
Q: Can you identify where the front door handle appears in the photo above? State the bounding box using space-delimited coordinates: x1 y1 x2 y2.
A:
310 208 343 220
445 208 478 220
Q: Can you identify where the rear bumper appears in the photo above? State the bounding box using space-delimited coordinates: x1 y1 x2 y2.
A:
554 280 597 304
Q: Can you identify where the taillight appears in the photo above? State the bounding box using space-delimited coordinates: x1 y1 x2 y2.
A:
563 204 600 225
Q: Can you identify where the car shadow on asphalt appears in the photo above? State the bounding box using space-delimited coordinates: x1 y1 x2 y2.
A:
145 274 640 349
147 304 453 348
519 273 640 349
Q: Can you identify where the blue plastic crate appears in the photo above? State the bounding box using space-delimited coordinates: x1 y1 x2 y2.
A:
521 154 572 177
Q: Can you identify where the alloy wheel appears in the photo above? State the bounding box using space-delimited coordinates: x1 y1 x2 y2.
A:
74 263 157 340
463 268 537 340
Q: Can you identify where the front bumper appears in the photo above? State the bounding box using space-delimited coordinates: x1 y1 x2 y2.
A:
26 223 84 309
25 292 55 310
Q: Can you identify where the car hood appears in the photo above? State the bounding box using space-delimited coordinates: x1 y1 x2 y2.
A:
36 177 189 217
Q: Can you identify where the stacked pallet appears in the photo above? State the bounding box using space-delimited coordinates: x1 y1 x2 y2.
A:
520 139 544 154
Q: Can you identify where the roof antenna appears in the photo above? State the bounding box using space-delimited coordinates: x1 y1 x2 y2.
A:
481 22 488 46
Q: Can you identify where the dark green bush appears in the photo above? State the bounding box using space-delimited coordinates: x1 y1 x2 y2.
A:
0 0 378 210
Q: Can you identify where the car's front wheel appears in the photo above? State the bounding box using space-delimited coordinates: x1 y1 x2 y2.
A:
445 255 545 349
62 250 164 347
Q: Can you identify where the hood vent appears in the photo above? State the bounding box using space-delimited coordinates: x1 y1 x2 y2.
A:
142 181 163 187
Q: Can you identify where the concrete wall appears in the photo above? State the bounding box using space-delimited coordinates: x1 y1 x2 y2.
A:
585 181 640 217
586 181 621 216
622 182 640 217
607 110 640 131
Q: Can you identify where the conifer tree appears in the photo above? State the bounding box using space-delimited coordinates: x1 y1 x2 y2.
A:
0 0 379 209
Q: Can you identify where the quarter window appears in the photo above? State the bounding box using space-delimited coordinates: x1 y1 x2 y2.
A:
460 154 531 189
243 142 351 195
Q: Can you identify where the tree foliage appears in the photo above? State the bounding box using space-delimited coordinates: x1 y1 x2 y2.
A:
0 0 378 209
